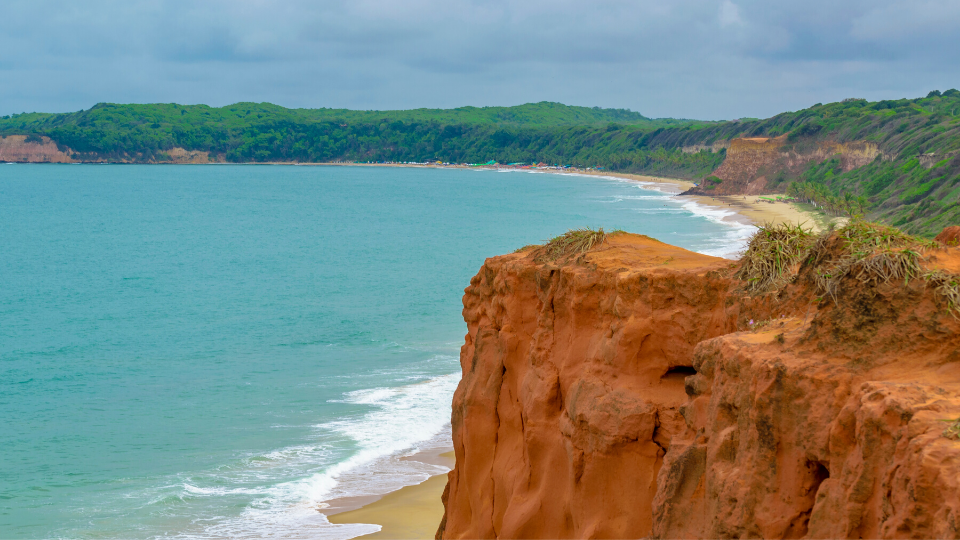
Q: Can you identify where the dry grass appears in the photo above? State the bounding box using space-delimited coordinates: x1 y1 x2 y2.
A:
735 222 817 293
944 418 960 440
925 270 960 315
737 219 960 315
812 219 938 303
532 228 620 263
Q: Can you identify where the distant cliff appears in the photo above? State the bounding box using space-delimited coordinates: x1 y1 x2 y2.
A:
0 135 217 164
685 136 882 196
438 227 960 539
0 135 75 163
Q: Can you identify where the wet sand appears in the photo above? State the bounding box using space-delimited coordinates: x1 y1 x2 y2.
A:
326 452 454 539
560 169 833 231
686 195 839 233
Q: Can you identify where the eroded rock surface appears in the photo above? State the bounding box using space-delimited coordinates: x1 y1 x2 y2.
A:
438 232 960 539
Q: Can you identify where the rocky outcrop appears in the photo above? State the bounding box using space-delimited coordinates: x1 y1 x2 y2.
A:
0 135 76 163
438 232 960 539
686 136 882 196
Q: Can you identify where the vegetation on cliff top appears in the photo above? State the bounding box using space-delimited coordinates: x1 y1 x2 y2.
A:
737 219 960 314
735 222 817 293
3 92 960 235
532 228 622 263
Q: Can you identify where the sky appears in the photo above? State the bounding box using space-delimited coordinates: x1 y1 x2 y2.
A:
2 0 958 120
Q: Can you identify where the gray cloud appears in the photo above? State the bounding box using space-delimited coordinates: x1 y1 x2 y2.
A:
0 0 957 119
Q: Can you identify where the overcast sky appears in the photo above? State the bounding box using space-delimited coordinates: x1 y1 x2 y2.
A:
2 0 958 120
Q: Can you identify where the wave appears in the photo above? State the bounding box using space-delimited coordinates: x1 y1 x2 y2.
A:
164 371 460 539
678 200 756 258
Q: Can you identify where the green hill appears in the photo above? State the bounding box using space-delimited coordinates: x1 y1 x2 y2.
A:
2 93 960 235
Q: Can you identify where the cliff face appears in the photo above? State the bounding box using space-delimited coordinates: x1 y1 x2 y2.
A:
438 233 960 539
687 136 882 196
0 135 76 163
0 136 218 163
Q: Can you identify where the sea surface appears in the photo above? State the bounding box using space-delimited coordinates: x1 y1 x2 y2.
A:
0 165 753 539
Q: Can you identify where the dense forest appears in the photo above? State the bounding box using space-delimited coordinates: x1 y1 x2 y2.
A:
2 93 960 235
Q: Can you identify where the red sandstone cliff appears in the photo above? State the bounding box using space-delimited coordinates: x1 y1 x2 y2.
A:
438 231 960 539
688 136 882 196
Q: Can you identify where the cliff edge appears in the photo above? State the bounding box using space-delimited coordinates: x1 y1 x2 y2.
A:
438 226 960 539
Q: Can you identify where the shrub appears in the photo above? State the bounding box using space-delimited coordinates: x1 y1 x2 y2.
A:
735 222 817 293
533 228 620 263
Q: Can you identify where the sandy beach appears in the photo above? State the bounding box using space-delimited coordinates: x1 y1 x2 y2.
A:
562 169 834 232
325 451 454 539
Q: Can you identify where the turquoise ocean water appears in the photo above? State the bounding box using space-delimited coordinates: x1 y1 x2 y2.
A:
0 165 753 539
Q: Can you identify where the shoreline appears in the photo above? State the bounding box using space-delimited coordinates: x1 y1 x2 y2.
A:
322 450 455 539
548 169 833 236
9 159 829 233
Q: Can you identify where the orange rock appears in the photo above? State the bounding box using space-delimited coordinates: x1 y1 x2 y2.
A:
438 233 960 539
687 136 882 196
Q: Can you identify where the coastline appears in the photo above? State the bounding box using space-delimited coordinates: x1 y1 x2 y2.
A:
335 164 830 233
323 451 455 539
556 169 830 232
309 174 833 540
1 160 837 233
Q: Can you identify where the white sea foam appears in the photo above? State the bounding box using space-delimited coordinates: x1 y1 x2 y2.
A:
175 372 460 539
678 199 756 258
578 172 756 258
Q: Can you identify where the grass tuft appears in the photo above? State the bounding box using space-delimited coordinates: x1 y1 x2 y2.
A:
944 418 960 440
734 218 960 316
533 228 620 263
925 271 960 316
812 219 938 303
735 222 817 293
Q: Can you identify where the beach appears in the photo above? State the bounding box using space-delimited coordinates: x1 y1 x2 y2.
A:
560 168 833 232
312 173 835 540
325 451 455 539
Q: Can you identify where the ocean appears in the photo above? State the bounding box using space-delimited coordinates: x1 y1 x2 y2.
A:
0 164 753 539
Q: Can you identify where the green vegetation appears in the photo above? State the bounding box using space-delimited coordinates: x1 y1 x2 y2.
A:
0 101 726 178
3 92 960 235
735 222 817 293
810 220 938 302
737 219 960 315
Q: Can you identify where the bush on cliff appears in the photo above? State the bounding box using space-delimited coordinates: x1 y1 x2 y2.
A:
532 227 622 263
737 219 960 315
735 222 817 293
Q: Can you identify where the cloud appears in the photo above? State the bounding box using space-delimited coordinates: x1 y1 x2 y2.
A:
0 0 955 120
719 1 743 27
